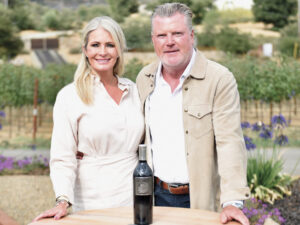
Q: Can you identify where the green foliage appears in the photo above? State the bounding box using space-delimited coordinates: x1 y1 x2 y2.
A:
222 56 300 102
252 0 297 28
122 17 152 51
41 9 79 30
123 58 145 82
196 25 217 48
0 6 23 60
107 0 139 22
10 5 36 30
39 64 76 105
247 158 292 204
0 64 38 107
215 27 253 54
277 23 300 58
0 63 76 107
191 0 214 24
76 4 110 22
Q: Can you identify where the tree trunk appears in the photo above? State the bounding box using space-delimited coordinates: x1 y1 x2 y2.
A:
270 102 273 125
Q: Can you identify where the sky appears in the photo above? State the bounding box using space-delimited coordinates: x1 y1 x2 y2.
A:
215 0 254 10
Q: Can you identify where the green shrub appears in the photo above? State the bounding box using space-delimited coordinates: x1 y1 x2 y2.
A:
122 17 152 51
76 4 110 22
123 58 145 82
197 25 217 48
243 115 293 204
277 23 300 58
215 27 253 54
39 64 76 105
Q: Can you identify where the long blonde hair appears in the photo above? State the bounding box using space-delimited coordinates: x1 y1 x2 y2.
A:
74 16 126 105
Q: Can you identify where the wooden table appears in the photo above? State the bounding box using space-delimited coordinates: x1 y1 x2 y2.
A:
28 206 240 225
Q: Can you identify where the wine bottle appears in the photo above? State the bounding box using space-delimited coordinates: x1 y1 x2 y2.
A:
133 144 153 225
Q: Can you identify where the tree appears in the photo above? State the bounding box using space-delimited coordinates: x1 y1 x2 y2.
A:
252 0 297 28
0 7 23 60
107 0 139 22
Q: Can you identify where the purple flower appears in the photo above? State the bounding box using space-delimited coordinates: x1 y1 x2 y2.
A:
274 135 289 146
259 126 273 139
252 122 264 132
241 122 251 129
244 135 256 151
0 124 2 130
271 114 287 128
0 111 5 117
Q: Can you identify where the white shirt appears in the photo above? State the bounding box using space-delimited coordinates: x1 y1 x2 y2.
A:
50 76 144 211
147 50 196 184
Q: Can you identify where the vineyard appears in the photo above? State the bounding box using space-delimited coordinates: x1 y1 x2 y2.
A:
0 55 299 149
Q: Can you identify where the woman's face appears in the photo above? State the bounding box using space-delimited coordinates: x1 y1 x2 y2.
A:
84 27 119 76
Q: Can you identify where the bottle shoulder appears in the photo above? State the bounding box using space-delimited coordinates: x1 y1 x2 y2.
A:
133 161 153 177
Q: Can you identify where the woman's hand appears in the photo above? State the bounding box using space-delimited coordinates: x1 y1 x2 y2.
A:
32 201 69 222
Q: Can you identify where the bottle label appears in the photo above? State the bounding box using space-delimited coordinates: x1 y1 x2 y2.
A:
135 177 153 195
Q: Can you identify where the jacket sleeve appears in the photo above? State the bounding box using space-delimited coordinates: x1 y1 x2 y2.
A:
212 71 250 205
50 89 78 205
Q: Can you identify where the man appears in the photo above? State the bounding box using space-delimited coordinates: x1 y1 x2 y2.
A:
136 3 250 225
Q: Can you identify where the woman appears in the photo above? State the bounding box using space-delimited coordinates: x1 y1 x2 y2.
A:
33 16 144 221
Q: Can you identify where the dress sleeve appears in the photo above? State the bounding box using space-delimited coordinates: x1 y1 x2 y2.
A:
212 71 250 204
50 89 78 205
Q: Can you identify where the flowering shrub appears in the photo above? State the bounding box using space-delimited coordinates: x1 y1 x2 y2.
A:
243 198 285 225
0 154 49 175
242 114 293 204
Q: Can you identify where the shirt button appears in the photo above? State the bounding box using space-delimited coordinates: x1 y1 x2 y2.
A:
184 87 188 91
185 130 188 134
184 108 188 112
150 84 153 87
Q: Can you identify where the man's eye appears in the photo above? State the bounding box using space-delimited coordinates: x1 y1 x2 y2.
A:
174 32 182 36
157 34 166 38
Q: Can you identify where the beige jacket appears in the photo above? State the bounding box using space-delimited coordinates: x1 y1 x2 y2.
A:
136 51 250 211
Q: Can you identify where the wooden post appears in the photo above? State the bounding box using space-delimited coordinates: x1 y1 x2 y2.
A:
33 78 38 143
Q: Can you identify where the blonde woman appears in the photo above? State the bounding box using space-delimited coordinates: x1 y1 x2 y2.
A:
33 16 144 221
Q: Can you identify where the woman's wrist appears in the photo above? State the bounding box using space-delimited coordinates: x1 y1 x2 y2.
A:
55 195 71 208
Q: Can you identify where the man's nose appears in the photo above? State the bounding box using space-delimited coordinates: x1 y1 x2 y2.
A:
166 34 175 45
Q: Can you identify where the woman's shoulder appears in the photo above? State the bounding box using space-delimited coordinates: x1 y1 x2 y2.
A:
55 83 82 105
57 83 76 98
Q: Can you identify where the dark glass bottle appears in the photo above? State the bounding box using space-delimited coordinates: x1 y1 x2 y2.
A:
133 144 153 225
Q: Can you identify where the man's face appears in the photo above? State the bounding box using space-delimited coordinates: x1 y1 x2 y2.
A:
152 13 194 71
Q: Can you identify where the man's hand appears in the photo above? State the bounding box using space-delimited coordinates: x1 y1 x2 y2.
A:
32 201 68 222
220 205 249 225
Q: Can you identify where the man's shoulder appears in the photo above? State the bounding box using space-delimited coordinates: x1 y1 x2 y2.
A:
136 61 159 80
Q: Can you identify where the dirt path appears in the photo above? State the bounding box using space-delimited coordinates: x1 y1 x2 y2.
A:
0 176 54 225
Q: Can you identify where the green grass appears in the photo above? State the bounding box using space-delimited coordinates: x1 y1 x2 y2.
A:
0 136 50 150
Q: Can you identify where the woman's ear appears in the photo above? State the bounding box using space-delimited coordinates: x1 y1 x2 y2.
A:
82 45 87 57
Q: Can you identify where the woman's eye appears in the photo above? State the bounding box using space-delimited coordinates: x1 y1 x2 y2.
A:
91 43 99 47
107 43 115 48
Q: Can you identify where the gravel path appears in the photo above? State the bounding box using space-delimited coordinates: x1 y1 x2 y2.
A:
0 176 54 225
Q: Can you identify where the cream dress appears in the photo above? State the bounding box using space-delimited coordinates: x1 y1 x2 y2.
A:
49 76 144 212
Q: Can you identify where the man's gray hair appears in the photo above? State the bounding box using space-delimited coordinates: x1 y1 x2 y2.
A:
151 3 193 32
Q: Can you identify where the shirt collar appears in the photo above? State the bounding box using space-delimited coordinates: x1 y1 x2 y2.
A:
91 74 131 91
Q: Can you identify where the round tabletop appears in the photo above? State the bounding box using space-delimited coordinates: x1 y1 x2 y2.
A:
29 206 240 225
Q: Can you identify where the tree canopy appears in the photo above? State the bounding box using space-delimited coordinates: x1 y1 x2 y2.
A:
0 7 23 60
252 0 297 28
107 0 139 22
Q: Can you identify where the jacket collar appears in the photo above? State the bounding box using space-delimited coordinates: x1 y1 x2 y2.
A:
142 50 207 80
